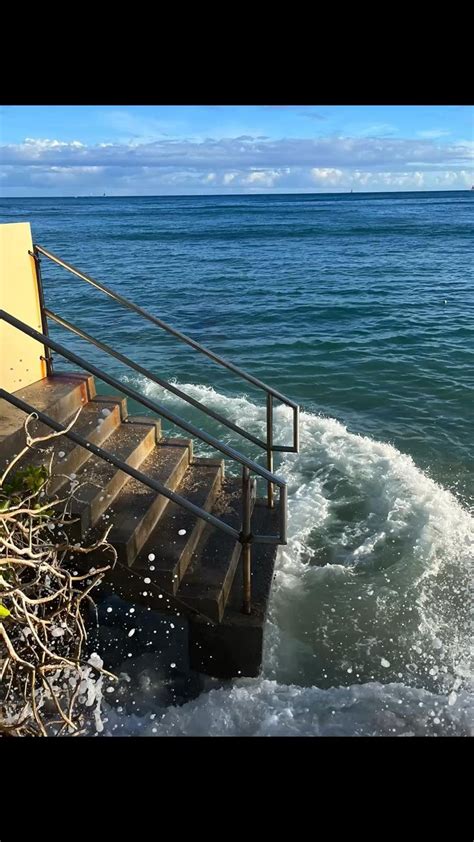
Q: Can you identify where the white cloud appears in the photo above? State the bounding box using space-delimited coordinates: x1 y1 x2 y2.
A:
242 170 282 187
311 167 344 185
23 138 85 149
1 133 472 195
4 134 472 170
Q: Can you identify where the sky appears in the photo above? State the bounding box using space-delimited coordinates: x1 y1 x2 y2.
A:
0 105 473 196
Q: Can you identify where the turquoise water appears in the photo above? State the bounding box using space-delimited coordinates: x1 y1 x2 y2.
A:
1 192 473 735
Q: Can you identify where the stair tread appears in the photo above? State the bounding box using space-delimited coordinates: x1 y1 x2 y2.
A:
71 423 155 500
0 374 94 463
2 373 93 422
68 420 156 530
124 414 161 436
105 439 191 519
24 398 122 465
134 460 224 585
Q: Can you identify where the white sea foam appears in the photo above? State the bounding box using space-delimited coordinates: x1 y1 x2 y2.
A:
107 377 473 735
102 678 472 737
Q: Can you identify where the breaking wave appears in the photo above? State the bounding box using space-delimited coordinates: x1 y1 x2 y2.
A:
99 378 473 736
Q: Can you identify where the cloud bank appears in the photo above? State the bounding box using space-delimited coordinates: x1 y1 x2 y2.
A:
1 134 472 195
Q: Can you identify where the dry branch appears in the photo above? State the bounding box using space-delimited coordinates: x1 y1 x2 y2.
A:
0 411 117 736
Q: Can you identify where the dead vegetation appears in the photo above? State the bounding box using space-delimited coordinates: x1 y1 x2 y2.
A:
0 409 117 736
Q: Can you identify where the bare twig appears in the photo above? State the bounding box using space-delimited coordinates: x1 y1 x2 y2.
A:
0 412 117 737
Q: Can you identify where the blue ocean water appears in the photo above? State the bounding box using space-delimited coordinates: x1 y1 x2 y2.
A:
3 191 473 505
1 192 473 735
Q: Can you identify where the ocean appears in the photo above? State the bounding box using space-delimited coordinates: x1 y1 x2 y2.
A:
1 191 473 736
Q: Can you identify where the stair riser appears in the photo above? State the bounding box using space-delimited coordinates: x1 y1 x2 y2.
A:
175 483 255 623
123 415 162 442
181 541 242 622
122 494 172 564
153 519 206 594
171 519 206 593
97 395 128 421
39 377 95 423
126 450 191 564
219 542 244 619
155 469 224 593
44 375 95 419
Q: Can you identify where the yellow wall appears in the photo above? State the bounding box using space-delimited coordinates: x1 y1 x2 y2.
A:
0 223 47 391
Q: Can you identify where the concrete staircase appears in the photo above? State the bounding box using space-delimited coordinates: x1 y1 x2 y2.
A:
0 373 262 631
1 232 293 679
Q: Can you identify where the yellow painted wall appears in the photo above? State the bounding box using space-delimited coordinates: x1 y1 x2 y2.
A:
0 223 47 391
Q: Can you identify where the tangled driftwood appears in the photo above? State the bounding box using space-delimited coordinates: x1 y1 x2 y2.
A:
0 410 117 736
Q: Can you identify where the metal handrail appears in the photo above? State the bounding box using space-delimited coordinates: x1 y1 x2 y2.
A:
44 308 268 452
34 244 300 506
0 310 287 548
0 389 241 542
35 245 298 409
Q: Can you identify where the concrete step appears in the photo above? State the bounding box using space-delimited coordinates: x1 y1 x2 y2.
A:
16 396 124 495
176 478 252 622
122 414 161 442
188 501 281 677
134 457 224 592
95 394 128 420
0 373 95 470
98 437 193 565
67 420 157 536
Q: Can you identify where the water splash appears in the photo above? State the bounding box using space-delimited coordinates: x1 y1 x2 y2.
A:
102 377 473 735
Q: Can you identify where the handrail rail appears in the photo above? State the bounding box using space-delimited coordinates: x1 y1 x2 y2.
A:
44 307 268 452
0 389 240 542
35 244 299 411
0 310 287 548
34 243 299 509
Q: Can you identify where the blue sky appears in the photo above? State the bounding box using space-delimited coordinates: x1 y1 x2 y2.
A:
0 105 472 195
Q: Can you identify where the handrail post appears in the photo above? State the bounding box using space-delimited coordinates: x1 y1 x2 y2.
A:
241 466 252 615
29 247 54 377
293 404 299 453
266 393 274 508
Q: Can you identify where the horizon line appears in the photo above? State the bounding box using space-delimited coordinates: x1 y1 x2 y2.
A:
2 188 472 199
